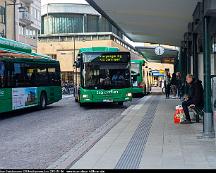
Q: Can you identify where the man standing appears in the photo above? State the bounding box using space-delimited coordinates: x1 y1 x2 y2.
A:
181 74 204 124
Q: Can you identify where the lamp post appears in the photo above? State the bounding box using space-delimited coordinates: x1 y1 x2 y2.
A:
74 32 76 86
6 0 26 41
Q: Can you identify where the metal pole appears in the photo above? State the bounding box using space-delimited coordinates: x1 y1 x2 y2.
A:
74 34 76 85
13 0 16 40
178 49 182 74
203 15 215 138
186 40 190 74
181 47 187 80
193 33 198 79
4 1 7 38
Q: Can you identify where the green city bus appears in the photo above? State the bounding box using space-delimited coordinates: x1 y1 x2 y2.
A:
131 59 151 96
74 47 132 106
0 37 62 113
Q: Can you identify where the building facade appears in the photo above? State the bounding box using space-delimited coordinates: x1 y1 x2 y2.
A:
0 0 15 40
17 0 41 49
0 0 41 49
41 3 123 38
38 33 143 83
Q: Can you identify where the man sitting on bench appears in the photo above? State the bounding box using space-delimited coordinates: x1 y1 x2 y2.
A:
181 74 204 124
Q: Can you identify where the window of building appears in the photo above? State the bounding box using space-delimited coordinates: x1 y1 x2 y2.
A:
44 14 84 34
99 17 111 32
0 6 5 24
47 54 57 60
19 25 24 35
87 15 99 32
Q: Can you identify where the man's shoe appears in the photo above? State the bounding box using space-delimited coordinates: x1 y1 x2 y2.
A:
181 120 192 124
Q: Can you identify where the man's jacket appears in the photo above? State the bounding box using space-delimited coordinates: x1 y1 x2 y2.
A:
185 79 204 107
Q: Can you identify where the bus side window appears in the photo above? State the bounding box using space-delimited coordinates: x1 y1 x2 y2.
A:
37 65 48 86
12 63 23 87
12 63 33 87
48 66 60 86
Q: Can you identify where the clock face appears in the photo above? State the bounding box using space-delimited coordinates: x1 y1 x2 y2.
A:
155 46 165 56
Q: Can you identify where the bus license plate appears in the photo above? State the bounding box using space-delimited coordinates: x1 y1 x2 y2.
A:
103 99 113 103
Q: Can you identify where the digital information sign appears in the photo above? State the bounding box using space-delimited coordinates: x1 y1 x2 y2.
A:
83 52 130 63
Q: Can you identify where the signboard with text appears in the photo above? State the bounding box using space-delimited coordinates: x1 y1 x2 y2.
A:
83 52 130 63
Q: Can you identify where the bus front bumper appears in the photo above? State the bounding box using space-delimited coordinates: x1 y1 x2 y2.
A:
132 87 145 95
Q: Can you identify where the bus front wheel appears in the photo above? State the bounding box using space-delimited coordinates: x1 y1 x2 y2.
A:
118 102 124 106
40 92 47 109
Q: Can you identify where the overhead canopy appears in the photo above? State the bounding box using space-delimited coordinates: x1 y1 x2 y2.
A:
86 0 200 46
136 47 178 63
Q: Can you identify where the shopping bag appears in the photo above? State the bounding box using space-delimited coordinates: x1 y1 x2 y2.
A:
174 105 185 124
174 112 181 124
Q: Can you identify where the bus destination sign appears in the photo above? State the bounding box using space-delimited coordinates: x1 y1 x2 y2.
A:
83 52 130 63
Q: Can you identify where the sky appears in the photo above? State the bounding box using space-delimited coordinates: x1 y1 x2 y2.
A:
41 0 88 6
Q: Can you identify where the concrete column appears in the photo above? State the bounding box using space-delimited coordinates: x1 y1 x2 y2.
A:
192 33 198 79
178 49 182 74
186 40 191 74
203 16 215 138
182 48 187 80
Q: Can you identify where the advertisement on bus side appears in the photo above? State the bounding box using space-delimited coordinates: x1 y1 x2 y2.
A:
12 87 38 110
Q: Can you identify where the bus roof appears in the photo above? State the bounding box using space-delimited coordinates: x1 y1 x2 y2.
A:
0 37 55 62
79 47 119 53
131 59 145 64
0 37 32 54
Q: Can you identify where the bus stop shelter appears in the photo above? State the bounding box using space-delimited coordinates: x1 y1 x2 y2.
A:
86 0 216 138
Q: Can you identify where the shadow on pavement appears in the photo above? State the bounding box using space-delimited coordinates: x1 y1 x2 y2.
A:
0 105 59 121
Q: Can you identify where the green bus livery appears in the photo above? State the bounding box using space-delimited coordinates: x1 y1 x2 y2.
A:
131 59 151 96
74 47 132 106
0 37 62 113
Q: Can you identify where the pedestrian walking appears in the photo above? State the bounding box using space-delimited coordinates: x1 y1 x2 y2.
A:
176 72 183 99
164 73 171 99
170 73 178 98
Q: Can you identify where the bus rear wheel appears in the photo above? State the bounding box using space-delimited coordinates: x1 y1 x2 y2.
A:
40 92 47 109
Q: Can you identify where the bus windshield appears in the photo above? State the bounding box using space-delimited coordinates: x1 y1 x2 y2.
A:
83 62 130 89
0 61 5 88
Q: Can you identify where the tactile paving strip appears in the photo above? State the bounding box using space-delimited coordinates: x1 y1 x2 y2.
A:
115 96 160 169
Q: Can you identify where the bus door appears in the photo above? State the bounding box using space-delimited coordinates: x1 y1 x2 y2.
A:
131 63 140 87
0 61 12 113
74 57 81 101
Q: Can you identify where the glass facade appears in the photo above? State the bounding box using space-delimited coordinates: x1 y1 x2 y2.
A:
0 6 5 24
42 13 123 38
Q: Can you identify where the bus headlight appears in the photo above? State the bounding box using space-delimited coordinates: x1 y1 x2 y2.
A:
82 94 89 98
127 93 132 97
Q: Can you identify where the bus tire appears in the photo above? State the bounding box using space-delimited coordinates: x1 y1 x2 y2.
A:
40 92 47 109
75 97 78 102
118 102 124 106
79 102 85 107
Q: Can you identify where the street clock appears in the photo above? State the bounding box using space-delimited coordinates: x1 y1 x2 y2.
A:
155 46 165 56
